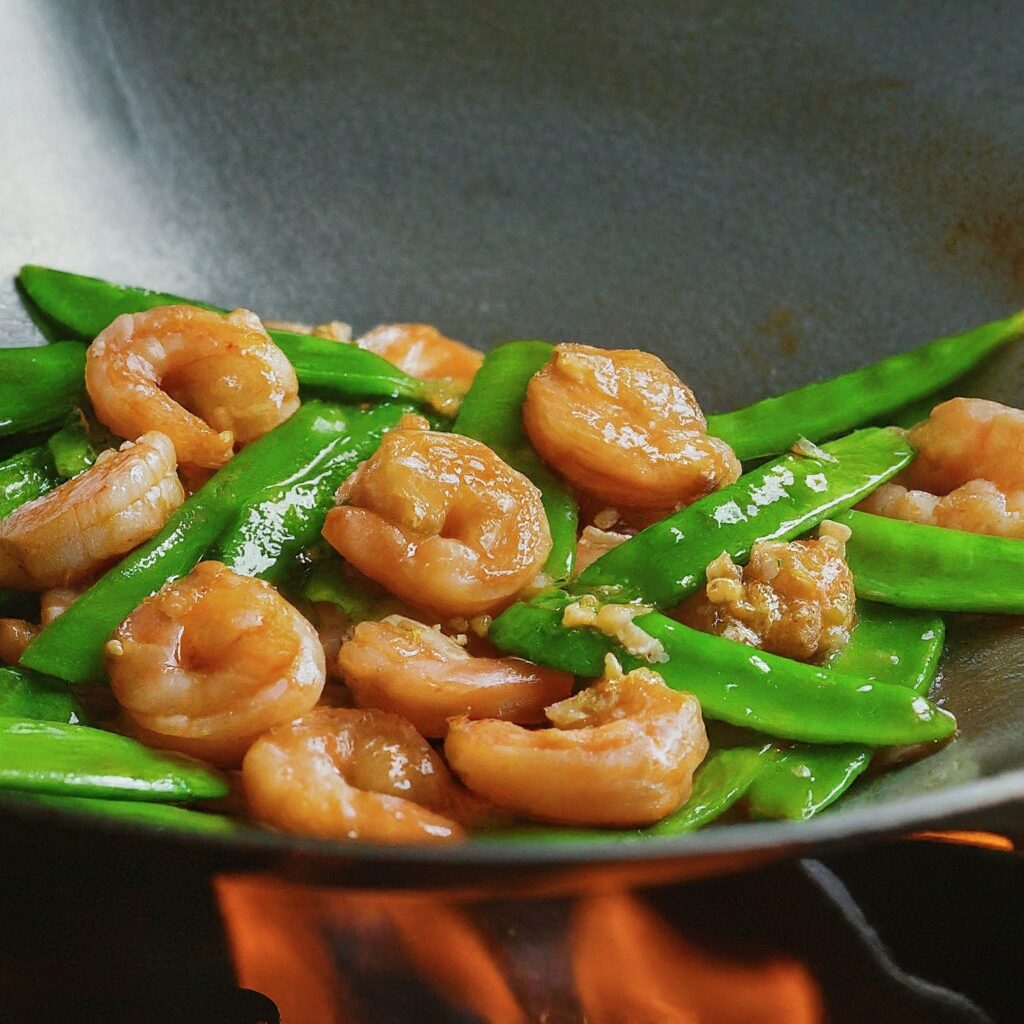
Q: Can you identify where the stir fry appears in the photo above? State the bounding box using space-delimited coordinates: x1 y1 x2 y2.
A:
0 264 1022 845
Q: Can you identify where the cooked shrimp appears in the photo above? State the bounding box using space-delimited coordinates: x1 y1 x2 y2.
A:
672 522 856 662
445 667 708 827
355 323 484 387
107 561 325 766
338 615 574 738
40 582 89 625
86 304 299 469
861 480 1024 538
523 344 741 511
322 424 551 617
0 619 38 664
0 433 184 590
901 398 1024 495
242 707 472 843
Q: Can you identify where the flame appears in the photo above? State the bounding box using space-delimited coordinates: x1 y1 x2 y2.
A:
571 893 823 1024
217 879 825 1023
908 830 1015 852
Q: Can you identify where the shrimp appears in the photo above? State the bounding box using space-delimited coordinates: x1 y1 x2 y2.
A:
338 615 574 738
672 522 856 663
522 344 741 511
444 666 708 827
901 398 1024 495
107 561 325 766
355 323 484 388
0 432 184 590
40 581 89 625
860 480 1024 538
242 707 473 843
0 619 38 665
86 304 299 469
322 423 551 617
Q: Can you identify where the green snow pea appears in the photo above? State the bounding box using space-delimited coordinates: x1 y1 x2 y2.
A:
481 744 776 843
489 595 956 745
454 340 578 579
18 265 437 408
0 445 59 519
0 342 87 437
574 427 912 609
46 414 111 479
708 310 1024 460
208 402 413 580
0 666 87 724
745 603 945 820
841 509 1024 613
0 717 227 800
11 793 239 835
303 552 409 622
21 400 390 683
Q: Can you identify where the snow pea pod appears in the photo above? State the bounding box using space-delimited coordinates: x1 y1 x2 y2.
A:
477 744 775 843
841 509 1024 613
745 602 945 820
0 665 86 724
489 595 956 745
208 402 413 580
574 427 912 609
21 400 378 683
45 414 110 479
453 340 578 580
303 552 409 622
0 445 59 519
0 342 87 438
0 717 228 800
707 310 1024 461
18 265 433 407
8 793 240 835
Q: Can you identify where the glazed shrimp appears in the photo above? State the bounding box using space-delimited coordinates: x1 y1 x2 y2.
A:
445 666 708 827
86 304 299 469
107 561 325 766
322 422 551 617
901 398 1024 495
242 707 472 843
338 615 574 738
673 522 856 663
355 323 484 388
0 619 38 665
0 432 184 590
523 344 741 511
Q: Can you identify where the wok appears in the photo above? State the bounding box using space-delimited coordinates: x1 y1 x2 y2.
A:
0 0 1022 893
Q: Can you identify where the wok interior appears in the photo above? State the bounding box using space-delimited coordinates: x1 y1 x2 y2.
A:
1 0 1022 875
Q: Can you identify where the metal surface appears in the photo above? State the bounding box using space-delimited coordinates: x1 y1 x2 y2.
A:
0 0 1022 889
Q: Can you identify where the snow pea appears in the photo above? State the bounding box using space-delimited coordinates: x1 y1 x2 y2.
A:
0 717 228 800
0 445 59 519
8 793 239 835
841 509 1024 613
478 744 776 843
0 666 87 724
708 310 1024 460
46 414 111 479
208 402 413 580
303 552 409 622
0 342 87 438
21 400 386 683
489 595 956 745
18 265 434 407
453 340 578 580
574 427 913 609
745 603 945 820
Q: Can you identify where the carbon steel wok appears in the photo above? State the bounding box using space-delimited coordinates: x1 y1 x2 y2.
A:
0 0 1022 892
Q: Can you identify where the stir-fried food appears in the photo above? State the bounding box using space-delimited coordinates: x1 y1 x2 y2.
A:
2 263 1022 844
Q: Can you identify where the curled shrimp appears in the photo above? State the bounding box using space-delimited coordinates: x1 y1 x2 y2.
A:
523 344 741 511
901 398 1024 495
0 432 184 590
322 422 551 617
673 522 857 662
860 480 1024 538
338 615 574 738
242 706 475 843
355 323 484 388
445 667 708 827
107 561 325 766
86 304 299 469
